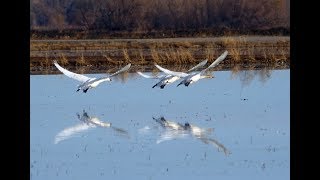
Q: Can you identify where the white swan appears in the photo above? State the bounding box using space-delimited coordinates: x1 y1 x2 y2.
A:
53 60 131 93
137 59 208 89
152 116 230 155
155 51 228 87
54 110 129 144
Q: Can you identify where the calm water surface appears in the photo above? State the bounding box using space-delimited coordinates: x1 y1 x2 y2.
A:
30 68 289 180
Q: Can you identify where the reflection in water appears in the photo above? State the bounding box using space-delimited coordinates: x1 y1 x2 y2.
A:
54 110 129 144
140 68 275 88
231 65 272 87
144 116 231 156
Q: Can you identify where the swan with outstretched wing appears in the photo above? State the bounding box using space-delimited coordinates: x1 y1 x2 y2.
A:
53 60 131 93
137 59 208 89
155 51 228 87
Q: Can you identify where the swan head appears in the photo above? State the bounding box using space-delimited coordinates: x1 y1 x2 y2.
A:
201 74 214 79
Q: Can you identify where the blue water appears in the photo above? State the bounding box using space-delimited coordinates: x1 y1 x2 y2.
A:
30 69 289 180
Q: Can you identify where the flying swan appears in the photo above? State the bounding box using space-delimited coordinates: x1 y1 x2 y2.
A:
155 51 228 87
53 60 131 93
137 59 208 89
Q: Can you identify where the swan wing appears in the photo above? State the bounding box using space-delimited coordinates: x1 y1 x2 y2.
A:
54 123 95 144
202 51 228 73
154 64 189 78
111 126 130 138
137 71 161 79
199 137 231 155
186 59 208 73
89 117 111 127
109 63 131 77
93 63 131 82
53 60 92 83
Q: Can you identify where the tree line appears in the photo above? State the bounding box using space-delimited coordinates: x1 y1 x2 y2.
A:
30 0 290 35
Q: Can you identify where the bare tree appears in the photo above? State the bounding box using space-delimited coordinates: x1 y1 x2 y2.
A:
30 0 290 33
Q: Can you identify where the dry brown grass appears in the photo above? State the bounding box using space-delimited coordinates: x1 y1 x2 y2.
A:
159 50 169 63
230 48 241 62
269 45 282 63
103 54 121 65
280 49 287 61
77 66 86 75
150 48 161 63
262 47 268 61
59 53 69 66
178 47 195 63
247 45 256 62
177 41 193 48
122 49 131 64
30 61 35 68
76 54 87 66
205 44 215 61
40 53 50 68
31 37 290 70
147 46 197 65
222 36 238 48
138 49 147 65
221 36 252 63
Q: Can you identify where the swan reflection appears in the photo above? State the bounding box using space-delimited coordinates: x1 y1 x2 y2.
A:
54 110 129 144
151 116 231 155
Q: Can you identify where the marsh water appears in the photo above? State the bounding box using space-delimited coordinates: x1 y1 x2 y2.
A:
30 67 289 180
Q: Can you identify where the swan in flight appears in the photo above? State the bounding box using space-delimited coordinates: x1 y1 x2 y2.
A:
152 116 231 155
54 110 129 144
155 51 228 87
137 59 208 89
53 60 131 93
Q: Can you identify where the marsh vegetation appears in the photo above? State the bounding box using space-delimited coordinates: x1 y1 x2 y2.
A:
30 36 289 74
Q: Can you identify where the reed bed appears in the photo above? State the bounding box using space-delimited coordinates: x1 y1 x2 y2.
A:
30 36 290 69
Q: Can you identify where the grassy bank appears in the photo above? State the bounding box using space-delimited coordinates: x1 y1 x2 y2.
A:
30 36 290 73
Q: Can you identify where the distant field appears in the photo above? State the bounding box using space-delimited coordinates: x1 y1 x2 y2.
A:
30 36 290 74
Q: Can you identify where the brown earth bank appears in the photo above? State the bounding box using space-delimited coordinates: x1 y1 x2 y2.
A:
30 36 290 74
30 27 290 40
